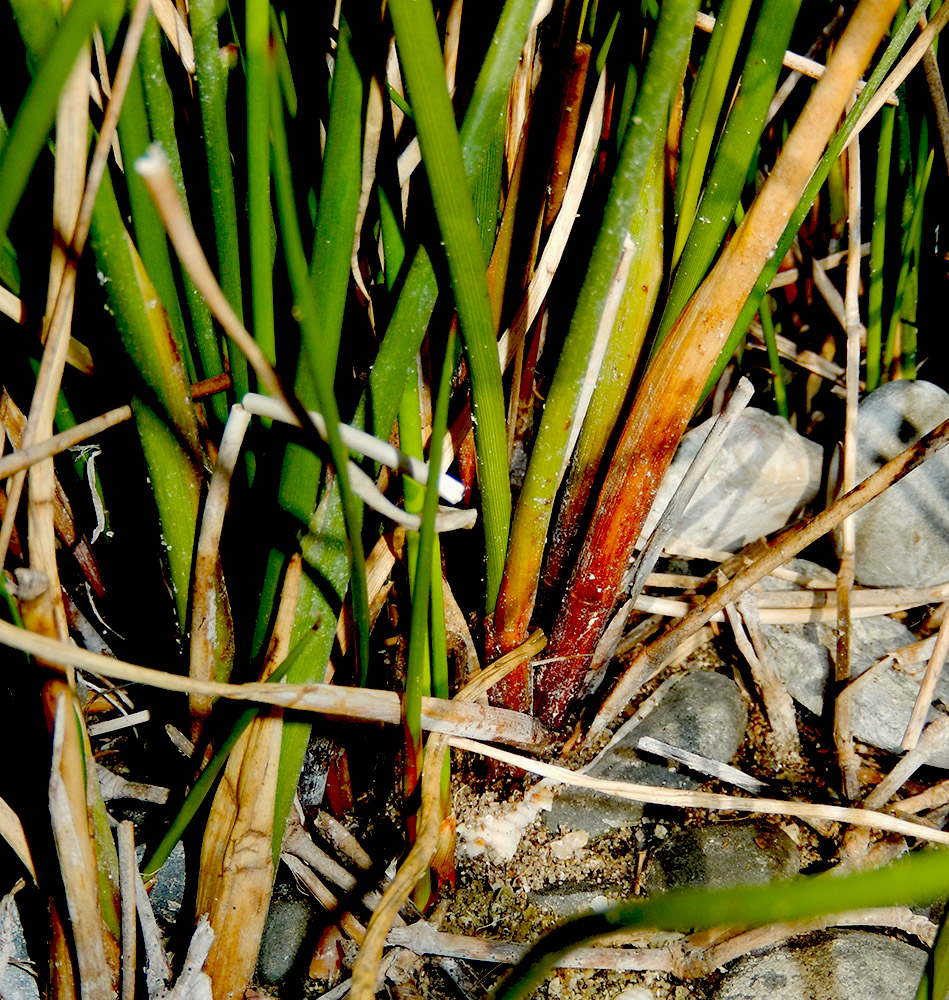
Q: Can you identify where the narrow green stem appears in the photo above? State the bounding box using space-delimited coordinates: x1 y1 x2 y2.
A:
866 104 895 392
388 0 512 610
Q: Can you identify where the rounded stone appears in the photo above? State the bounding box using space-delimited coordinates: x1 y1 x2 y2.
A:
838 380 949 586
713 930 927 1000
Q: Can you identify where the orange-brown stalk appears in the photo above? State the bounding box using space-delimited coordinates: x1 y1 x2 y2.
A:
536 0 903 726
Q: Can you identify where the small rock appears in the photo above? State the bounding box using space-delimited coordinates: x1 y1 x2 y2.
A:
257 895 314 985
760 573 949 765
0 895 39 1000
644 821 800 895
549 830 588 861
611 988 658 1000
639 408 822 552
713 930 927 1000
137 841 186 927
835 380 949 586
545 672 747 837
528 880 618 921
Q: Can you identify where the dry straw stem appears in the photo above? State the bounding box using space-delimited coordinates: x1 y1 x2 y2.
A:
48 687 115 1000
543 0 905 724
133 146 284 401
693 10 899 105
902 604 949 750
0 795 36 881
349 631 547 1000
196 555 299 1000
0 0 151 584
0 619 549 748
387 905 933 975
590 413 949 742
189 406 249 728
447 735 949 846
0 405 132 478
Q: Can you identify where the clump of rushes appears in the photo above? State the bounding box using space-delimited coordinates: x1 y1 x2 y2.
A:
3 1 949 999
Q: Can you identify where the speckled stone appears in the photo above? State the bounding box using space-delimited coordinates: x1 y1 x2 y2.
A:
257 895 314 985
644 821 800 894
713 930 927 1000
545 672 747 837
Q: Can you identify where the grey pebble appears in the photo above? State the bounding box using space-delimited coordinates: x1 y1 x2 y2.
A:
759 563 949 765
639 408 822 552
545 672 747 838
644 821 800 895
713 930 927 1000
834 379 949 587
257 895 314 985
0 896 39 1000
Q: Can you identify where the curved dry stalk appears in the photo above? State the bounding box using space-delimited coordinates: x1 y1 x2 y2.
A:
189 405 248 731
447 735 949 846
349 631 546 1000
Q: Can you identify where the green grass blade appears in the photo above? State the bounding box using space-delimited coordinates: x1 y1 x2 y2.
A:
388 0 511 609
760 294 788 419
309 13 363 377
866 103 895 392
702 0 931 399
269 66 370 678
659 0 801 348
0 0 111 242
884 147 933 376
673 0 753 264
493 0 698 645
138 15 228 422
102 24 194 386
246 0 275 368
191 0 248 398
497 848 949 1000
88 170 204 631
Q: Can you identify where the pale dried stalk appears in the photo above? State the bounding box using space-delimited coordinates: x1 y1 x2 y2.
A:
49 690 114 1000
386 905 934 975
117 821 137 1000
448 735 949 845
853 3 949 135
189 406 248 730
902 611 949 749
729 588 801 764
349 632 547 1000
694 10 899 105
496 73 606 372
892 777 949 815
0 619 550 748
0 405 132 478
867 716 949 813
150 0 195 72
197 557 299 1000
835 98 864 800
589 412 949 742
22 43 90 645
0 796 35 882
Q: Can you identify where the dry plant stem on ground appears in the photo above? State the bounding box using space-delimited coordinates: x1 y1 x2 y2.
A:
0 618 548 747
537 0 904 726
589 413 949 742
